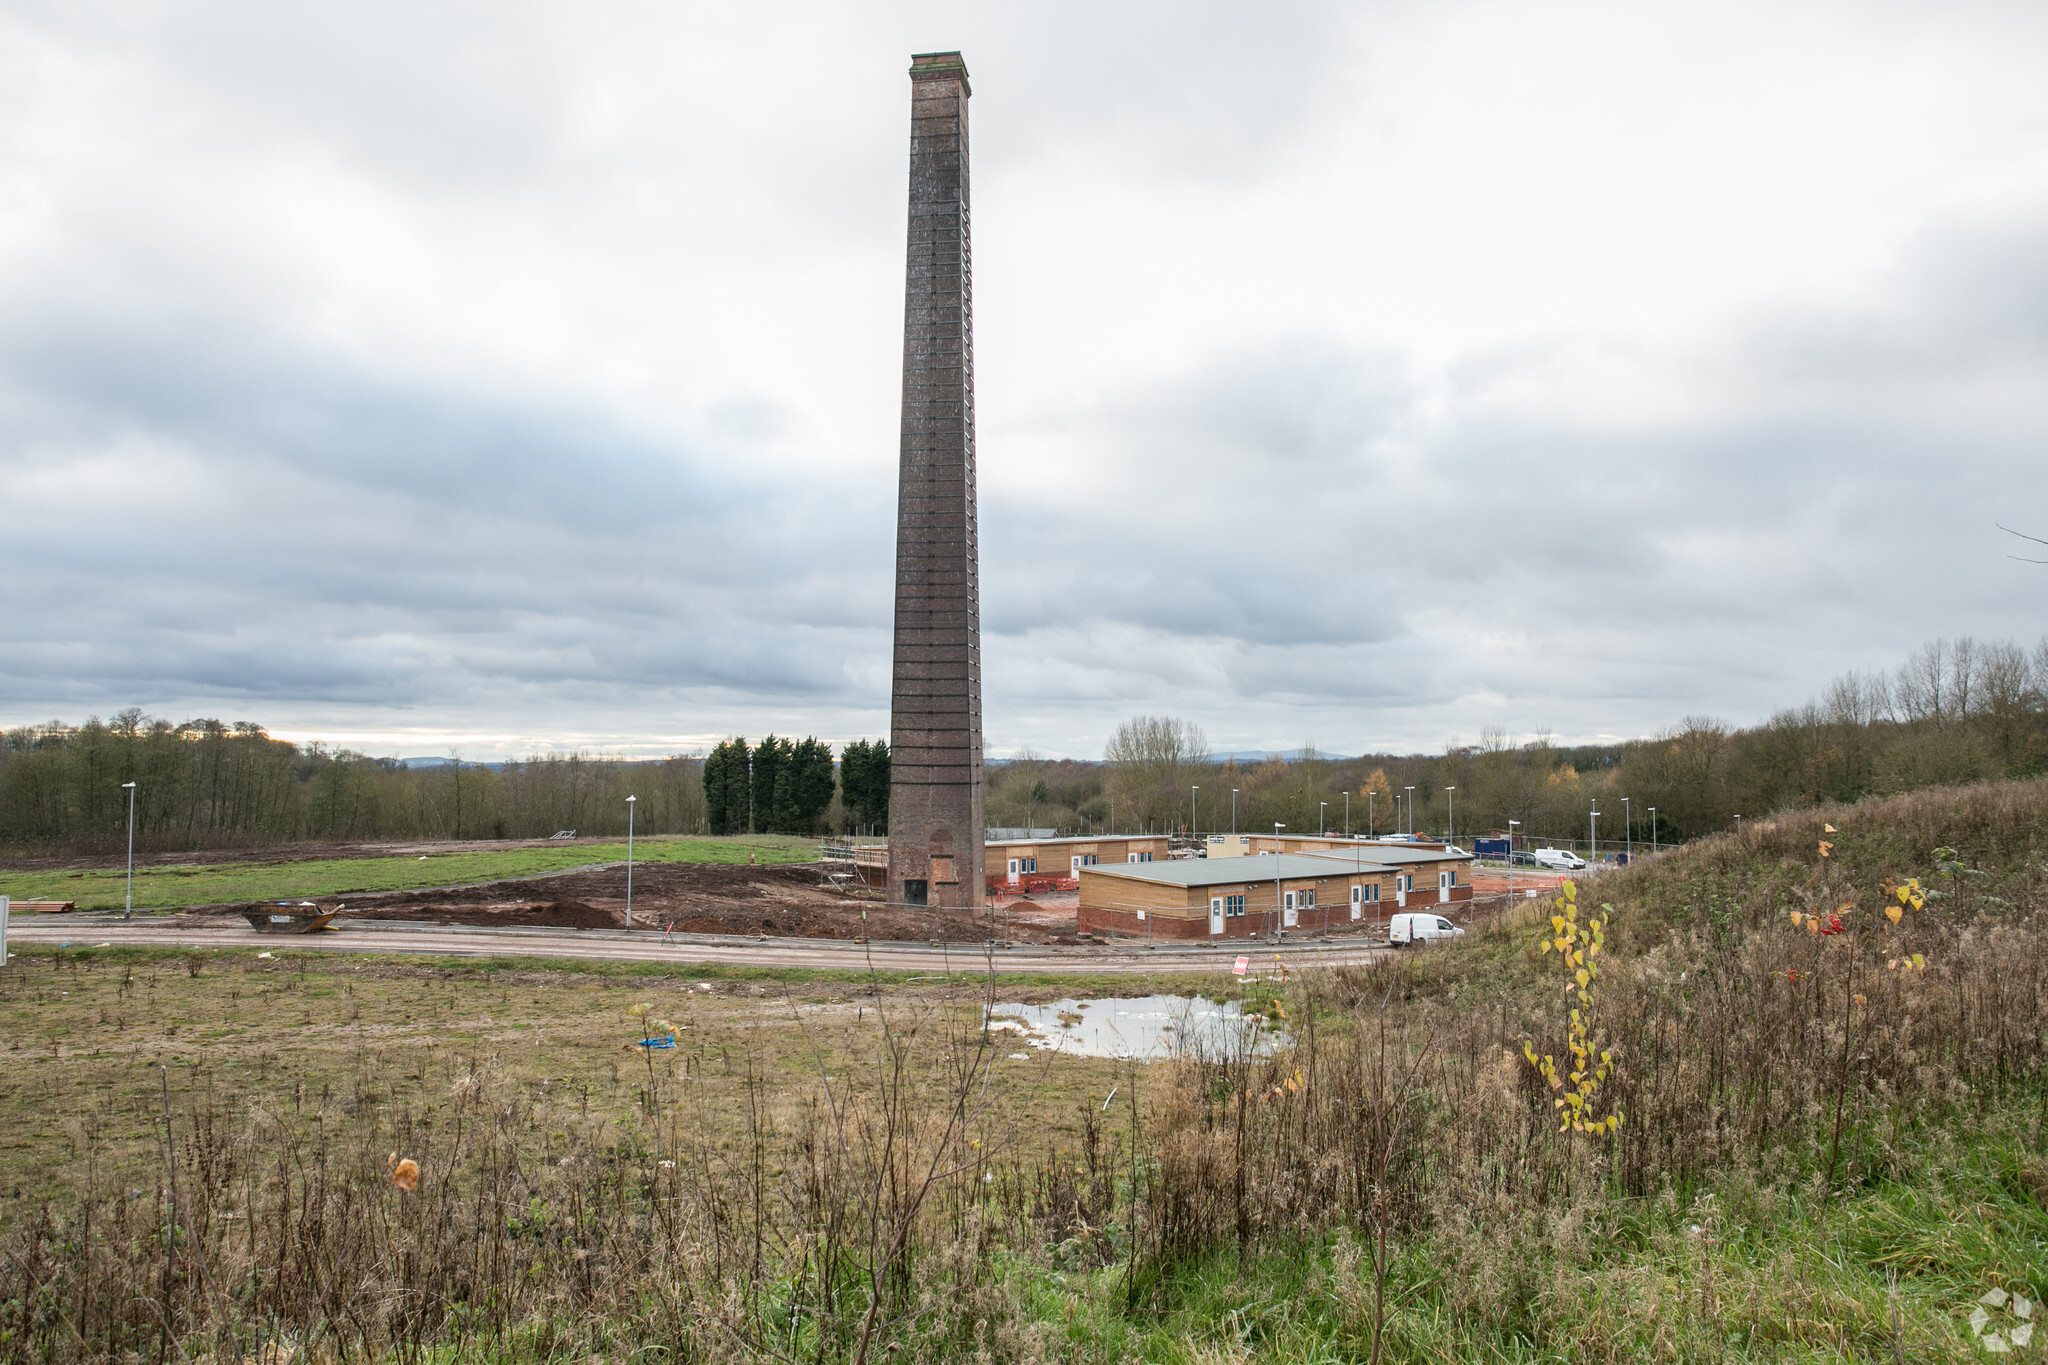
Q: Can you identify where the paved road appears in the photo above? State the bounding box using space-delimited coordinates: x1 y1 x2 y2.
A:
4 915 1392 976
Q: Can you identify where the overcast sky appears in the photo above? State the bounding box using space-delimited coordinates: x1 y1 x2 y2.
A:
3 1 2045 760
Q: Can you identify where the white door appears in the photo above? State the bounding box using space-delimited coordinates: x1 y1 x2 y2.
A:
1282 891 1299 928
1209 897 1225 935
1396 876 1408 908
1128 852 1141 863
1350 886 1363 921
1007 859 1021 886
1438 870 1451 898
1071 856 1084 878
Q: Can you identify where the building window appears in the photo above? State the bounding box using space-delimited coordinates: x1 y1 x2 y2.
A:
1227 894 1245 917
1137 851 1154 862
1022 857 1038 873
1301 889 1316 909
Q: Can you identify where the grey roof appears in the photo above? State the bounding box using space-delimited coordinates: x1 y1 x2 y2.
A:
1297 846 1472 867
1080 853 1397 888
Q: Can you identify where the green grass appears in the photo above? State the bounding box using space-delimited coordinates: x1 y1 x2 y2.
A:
0 834 817 910
1022 1122 2046 1363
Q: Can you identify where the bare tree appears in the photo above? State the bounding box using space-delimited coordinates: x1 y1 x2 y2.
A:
1997 523 2048 564
1103 716 1211 832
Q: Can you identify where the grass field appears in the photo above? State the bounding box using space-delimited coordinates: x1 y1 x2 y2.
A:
0 946 1155 1191
9 780 2048 1362
0 834 818 910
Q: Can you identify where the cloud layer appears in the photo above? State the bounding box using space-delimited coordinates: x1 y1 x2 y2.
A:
2 0 2045 759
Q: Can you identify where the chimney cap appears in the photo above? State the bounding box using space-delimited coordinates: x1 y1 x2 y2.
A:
910 51 970 93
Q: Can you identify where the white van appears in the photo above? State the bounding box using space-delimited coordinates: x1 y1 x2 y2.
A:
1533 848 1586 871
1388 912 1464 946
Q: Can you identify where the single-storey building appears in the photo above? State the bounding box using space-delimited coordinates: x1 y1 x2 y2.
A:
985 834 1176 888
1076 852 1478 940
1206 833 1457 858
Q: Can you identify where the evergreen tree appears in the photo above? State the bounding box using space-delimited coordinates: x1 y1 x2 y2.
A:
752 734 794 832
790 737 836 831
703 737 749 835
839 739 891 833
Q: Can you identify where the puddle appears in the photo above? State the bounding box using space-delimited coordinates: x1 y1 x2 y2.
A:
985 995 1287 1062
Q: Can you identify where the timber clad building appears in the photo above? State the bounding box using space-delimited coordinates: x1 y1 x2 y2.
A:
1076 847 1474 940
986 834 1174 884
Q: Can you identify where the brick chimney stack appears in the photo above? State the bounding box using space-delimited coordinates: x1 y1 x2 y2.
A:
886 51 984 913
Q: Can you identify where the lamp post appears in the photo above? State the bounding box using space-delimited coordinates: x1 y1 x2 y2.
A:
1445 786 1456 846
1649 806 1657 855
625 795 636 928
1404 786 1416 835
1589 799 1600 864
1622 796 1631 865
121 781 137 919
1344 791 1350 836
1368 790 1375 838
1271 822 1286 939
1319 801 1327 836
1231 788 1238 834
1191 785 1200 840
1507 818 1520 905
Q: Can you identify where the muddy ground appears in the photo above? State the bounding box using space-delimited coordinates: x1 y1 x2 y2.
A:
192 860 1083 945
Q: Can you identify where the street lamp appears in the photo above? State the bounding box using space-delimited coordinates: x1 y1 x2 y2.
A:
1445 787 1456 846
1191 785 1200 840
1231 788 1238 834
1507 818 1520 905
1367 789 1375 838
1319 801 1327 836
1271 822 1286 939
1621 796 1631 865
1589 799 1600 864
121 782 137 919
1344 791 1350 836
1649 807 1657 855
625 795 637 928
1404 786 1416 835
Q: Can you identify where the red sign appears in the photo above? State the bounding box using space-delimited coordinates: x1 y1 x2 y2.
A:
1232 956 1249 976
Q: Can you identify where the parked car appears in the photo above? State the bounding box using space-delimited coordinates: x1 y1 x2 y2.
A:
1388 912 1465 946
1510 851 1541 867
1533 847 1587 871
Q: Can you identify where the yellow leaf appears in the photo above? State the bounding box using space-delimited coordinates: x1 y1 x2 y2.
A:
1818 841 1834 858
1790 912 1804 928
1575 968 1590 989
1805 917 1821 936
1885 905 1902 926
1823 823 1837 833
1552 916 1566 933
1853 994 1866 1006
1911 953 1925 971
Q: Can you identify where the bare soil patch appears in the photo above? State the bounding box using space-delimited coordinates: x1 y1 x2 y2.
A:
190 861 1082 944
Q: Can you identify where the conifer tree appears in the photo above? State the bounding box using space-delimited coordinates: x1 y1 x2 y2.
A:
839 739 891 832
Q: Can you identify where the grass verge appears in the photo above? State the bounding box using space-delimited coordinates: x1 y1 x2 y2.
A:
0 834 817 910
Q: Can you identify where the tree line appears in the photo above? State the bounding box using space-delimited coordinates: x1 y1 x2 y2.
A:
987 635 2048 852
0 709 893 852
9 634 2042 854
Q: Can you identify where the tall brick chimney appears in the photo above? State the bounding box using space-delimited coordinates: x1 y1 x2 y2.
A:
886 51 984 912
